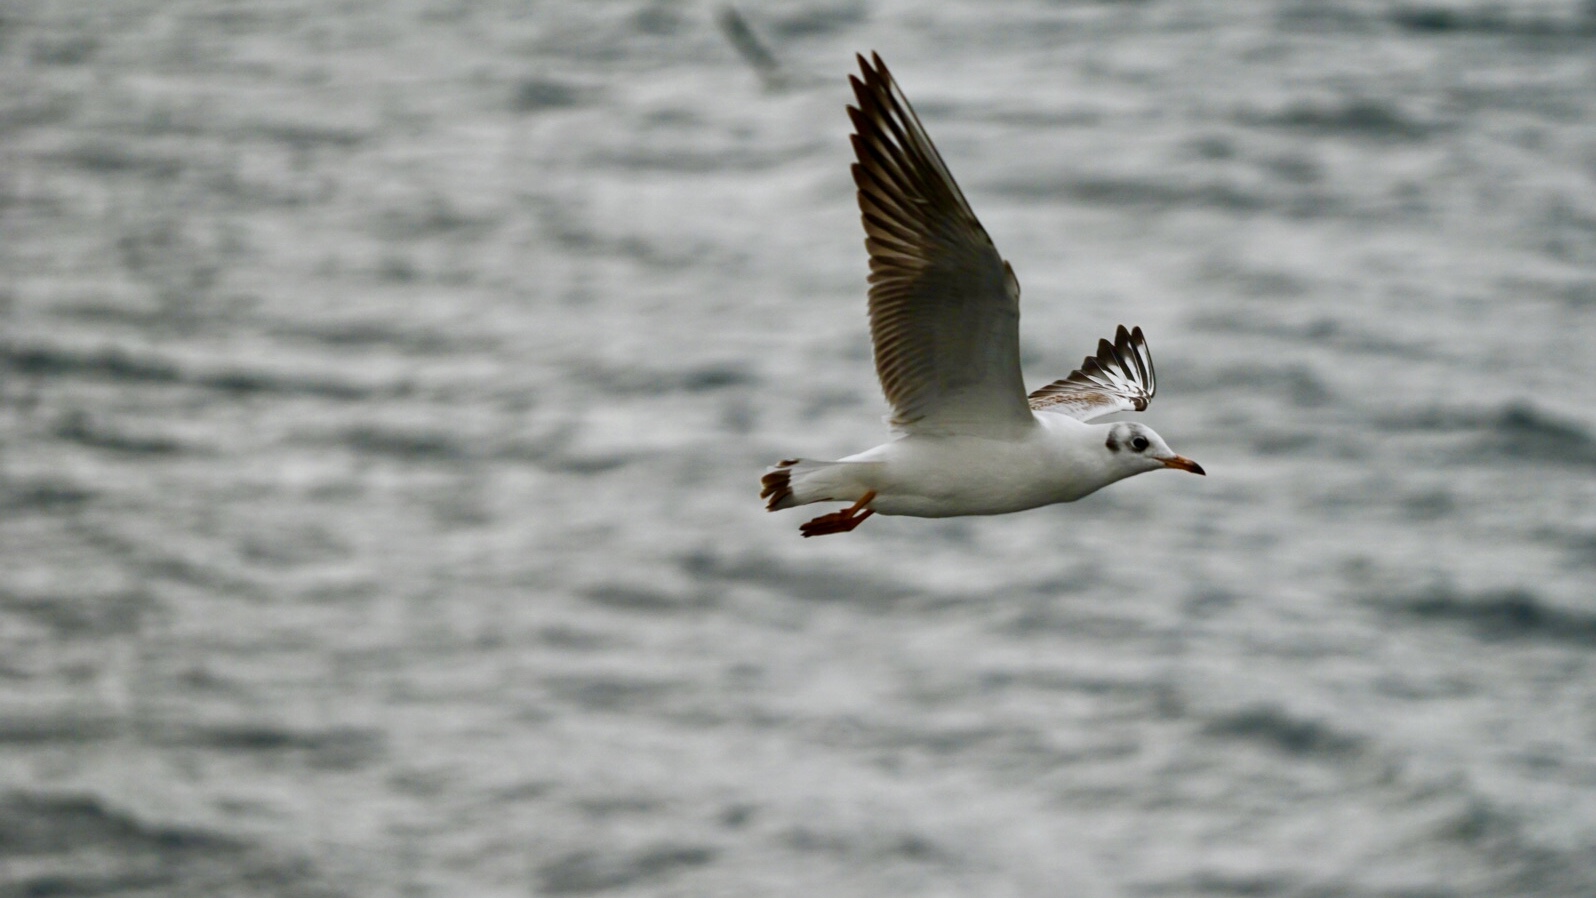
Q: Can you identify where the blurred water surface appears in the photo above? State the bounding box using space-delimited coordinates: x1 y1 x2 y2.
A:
3 1 1596 895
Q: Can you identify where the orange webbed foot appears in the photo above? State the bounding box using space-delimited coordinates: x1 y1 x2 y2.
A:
799 491 876 538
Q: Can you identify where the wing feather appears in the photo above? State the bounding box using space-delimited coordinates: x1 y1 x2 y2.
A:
848 53 1032 435
1028 325 1157 421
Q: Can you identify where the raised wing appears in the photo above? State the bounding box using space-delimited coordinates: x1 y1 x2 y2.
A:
849 53 1033 436
1028 325 1156 421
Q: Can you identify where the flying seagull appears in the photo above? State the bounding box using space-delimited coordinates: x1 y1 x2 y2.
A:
762 53 1204 537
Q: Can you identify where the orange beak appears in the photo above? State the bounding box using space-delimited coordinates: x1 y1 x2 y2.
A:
1162 455 1206 476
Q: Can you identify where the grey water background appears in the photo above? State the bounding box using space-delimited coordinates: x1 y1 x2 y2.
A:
3 0 1596 895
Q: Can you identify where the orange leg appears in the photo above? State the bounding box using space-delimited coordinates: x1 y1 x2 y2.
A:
799 491 877 538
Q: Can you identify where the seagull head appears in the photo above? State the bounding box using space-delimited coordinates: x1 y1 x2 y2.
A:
1101 422 1205 478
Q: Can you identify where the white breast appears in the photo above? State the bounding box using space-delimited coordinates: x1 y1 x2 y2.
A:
842 414 1123 518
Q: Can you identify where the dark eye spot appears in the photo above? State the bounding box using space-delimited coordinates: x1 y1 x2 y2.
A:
1131 436 1150 452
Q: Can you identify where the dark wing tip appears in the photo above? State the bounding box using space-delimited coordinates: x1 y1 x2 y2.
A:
1118 324 1153 407
853 52 897 101
846 103 869 134
856 52 883 83
1122 324 1154 398
1032 324 1158 415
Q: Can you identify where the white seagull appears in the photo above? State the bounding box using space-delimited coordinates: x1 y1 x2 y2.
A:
763 53 1204 537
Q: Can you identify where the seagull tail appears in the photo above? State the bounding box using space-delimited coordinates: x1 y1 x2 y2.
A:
760 458 878 512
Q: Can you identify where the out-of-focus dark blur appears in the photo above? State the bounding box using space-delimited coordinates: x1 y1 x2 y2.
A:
3 1 1595 895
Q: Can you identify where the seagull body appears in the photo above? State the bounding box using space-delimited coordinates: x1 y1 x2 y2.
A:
763 53 1203 537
